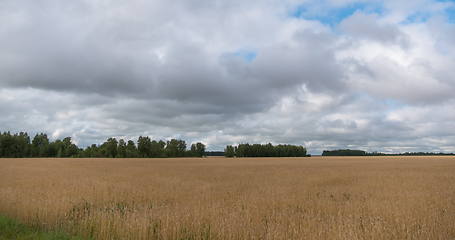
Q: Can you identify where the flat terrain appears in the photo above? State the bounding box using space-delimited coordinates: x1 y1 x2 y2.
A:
0 156 454 240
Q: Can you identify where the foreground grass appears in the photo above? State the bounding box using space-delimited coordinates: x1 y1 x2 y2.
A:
1 156 454 239
0 215 84 240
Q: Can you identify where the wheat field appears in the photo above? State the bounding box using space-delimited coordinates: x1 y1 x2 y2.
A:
0 156 454 240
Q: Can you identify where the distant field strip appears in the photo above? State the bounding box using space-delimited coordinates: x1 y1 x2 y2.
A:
1 156 454 239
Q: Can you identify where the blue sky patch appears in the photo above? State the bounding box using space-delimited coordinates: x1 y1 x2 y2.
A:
233 49 257 62
435 0 455 23
445 6 455 23
401 1 455 24
290 2 384 26
401 12 432 24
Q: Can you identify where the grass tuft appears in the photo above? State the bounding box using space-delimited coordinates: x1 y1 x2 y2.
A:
0 215 85 240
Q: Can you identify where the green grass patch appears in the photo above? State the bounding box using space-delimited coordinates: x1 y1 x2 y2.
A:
0 215 85 240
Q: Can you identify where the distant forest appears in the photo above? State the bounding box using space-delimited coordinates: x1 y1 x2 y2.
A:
0 131 205 158
205 151 225 156
322 149 455 156
2 131 452 159
224 143 309 157
0 132 308 158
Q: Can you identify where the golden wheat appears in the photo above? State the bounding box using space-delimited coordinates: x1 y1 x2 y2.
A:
1 156 454 239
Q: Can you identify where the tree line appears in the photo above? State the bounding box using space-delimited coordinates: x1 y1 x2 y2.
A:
322 149 455 156
0 131 206 158
205 151 225 157
224 143 308 157
322 149 367 156
389 152 455 156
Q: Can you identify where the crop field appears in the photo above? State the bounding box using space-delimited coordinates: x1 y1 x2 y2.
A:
1 156 454 240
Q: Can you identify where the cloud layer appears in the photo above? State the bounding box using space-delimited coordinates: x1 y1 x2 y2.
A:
1 0 455 153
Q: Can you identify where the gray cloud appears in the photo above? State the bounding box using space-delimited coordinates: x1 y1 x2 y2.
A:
340 12 409 46
0 1 345 115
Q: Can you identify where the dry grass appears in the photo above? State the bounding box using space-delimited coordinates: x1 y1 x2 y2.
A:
1 156 454 240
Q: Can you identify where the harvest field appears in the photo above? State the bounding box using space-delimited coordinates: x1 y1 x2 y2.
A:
1 156 454 240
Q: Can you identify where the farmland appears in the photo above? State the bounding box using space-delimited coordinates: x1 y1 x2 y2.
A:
1 156 454 239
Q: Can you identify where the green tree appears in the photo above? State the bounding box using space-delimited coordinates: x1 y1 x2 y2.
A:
0 132 15 157
62 137 79 157
107 138 118 158
126 140 138 158
48 139 63 157
117 139 127 158
224 145 235 158
150 140 165 157
31 133 50 157
100 138 118 158
137 136 152 157
190 142 206 157
81 144 101 158
13 132 31 157
165 139 186 157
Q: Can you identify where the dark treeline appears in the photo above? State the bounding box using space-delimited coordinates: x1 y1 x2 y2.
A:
0 131 206 158
322 149 367 156
205 151 225 156
370 152 455 156
322 149 455 156
224 143 308 157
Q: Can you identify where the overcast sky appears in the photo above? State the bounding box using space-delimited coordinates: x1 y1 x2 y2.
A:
1 0 455 154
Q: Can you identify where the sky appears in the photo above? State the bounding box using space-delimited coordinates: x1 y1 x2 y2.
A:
1 0 455 154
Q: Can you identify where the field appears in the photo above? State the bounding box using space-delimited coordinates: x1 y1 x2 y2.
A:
1 156 454 240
